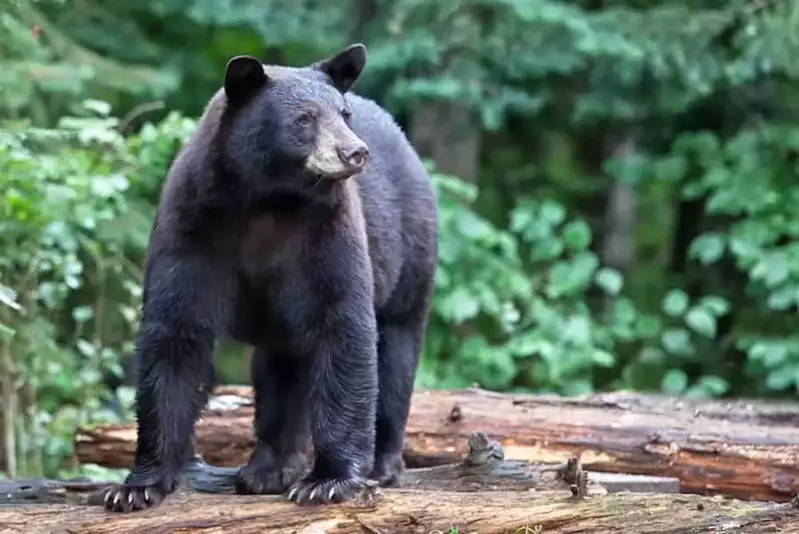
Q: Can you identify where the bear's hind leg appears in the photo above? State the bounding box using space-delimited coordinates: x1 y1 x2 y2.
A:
369 308 430 487
235 347 310 494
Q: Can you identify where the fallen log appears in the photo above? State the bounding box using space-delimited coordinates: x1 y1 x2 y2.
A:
2 486 798 533
76 386 799 501
4 431 683 510
5 432 605 505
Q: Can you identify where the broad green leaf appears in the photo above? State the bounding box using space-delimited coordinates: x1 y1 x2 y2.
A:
636 315 662 338
563 379 594 396
694 375 729 396
766 369 795 391
82 99 113 116
563 315 591 345
751 252 790 288
455 211 494 241
661 369 688 394
762 344 788 368
437 287 480 324
562 220 592 251
767 288 795 311
592 350 616 367
538 200 566 226
662 289 689 317
595 267 623 295
639 347 664 364
698 296 730 316
72 306 94 323
689 233 725 265
662 328 691 355
76 339 96 357
685 307 717 338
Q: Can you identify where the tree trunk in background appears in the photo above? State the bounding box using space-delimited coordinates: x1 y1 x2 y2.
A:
602 136 637 275
409 100 481 183
568 128 627 316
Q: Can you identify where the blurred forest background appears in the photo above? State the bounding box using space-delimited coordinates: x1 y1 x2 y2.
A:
2 0 799 482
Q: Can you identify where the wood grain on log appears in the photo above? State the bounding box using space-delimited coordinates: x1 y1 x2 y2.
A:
2 489 798 534
75 386 799 501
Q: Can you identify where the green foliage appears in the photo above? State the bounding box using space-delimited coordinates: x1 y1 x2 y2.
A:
605 119 799 399
3 0 799 481
0 1 177 123
678 125 799 395
0 100 196 478
0 102 130 476
421 169 640 395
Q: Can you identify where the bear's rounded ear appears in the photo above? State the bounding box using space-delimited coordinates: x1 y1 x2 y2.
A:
313 43 367 94
224 55 267 102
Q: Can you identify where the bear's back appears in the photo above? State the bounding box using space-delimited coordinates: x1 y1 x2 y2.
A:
344 93 438 310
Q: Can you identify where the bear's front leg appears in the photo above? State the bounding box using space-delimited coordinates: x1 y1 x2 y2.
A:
284 273 378 505
103 255 222 513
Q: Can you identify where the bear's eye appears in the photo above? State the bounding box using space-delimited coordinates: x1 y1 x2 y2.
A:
296 113 314 126
341 108 352 120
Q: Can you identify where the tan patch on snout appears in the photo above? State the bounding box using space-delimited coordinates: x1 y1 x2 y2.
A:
305 119 366 178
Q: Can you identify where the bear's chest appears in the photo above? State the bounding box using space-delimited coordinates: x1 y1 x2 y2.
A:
238 213 308 284
229 213 312 345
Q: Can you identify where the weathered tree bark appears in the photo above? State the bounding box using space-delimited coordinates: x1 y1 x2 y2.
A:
2 487 798 534
76 386 799 501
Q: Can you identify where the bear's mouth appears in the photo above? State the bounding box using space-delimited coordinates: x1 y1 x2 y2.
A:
326 166 366 181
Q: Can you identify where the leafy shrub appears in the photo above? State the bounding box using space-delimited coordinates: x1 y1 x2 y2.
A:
420 167 649 395
0 101 194 478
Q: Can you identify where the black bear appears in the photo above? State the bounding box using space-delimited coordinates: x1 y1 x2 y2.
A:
102 43 438 512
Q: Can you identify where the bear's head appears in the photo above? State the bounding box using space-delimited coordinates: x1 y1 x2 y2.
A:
220 43 370 200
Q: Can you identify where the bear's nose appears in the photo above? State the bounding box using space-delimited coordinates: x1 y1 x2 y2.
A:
337 144 370 170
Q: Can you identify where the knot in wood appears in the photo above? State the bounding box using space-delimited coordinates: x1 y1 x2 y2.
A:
465 432 504 466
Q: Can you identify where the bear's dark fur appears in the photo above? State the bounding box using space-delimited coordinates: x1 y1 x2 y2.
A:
103 43 438 512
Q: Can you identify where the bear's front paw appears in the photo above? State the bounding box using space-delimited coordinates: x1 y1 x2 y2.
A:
102 484 165 513
103 465 177 513
235 451 307 495
103 467 177 513
286 474 365 505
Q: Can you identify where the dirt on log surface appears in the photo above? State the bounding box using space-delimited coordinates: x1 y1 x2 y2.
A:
75 386 799 502
2 488 798 534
